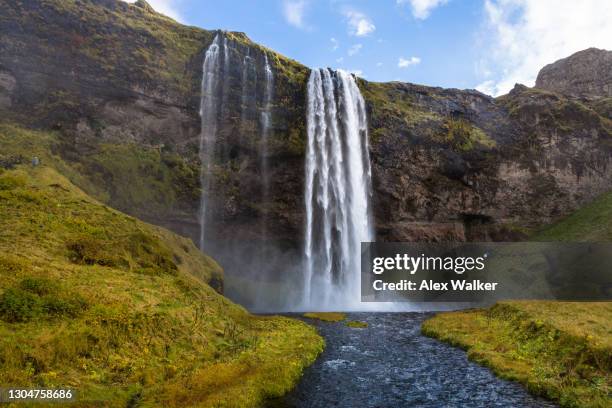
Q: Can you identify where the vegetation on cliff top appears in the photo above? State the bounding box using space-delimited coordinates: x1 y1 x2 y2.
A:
497 86 612 137
360 81 440 137
1 0 210 98
360 81 495 151
0 145 323 406
422 302 611 408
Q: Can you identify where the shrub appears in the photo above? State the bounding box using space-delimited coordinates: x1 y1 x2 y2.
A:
0 288 42 322
41 294 88 317
0 279 88 322
127 232 177 275
19 277 59 296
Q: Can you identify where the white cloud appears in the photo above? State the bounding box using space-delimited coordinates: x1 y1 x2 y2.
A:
336 57 344 63
397 0 449 20
348 43 363 56
283 0 308 29
330 37 339 51
123 0 183 21
376 62 383 67
343 10 376 36
398 56 421 68
477 0 612 96
349 69 364 77
475 80 496 96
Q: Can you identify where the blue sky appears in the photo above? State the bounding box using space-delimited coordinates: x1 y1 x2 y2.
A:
129 0 612 96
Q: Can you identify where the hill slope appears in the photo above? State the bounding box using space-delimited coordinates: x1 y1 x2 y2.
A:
0 155 323 406
533 191 612 241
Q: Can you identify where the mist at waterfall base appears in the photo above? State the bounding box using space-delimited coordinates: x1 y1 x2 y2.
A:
196 34 439 312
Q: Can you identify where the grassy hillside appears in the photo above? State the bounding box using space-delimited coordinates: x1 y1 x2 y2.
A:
533 191 612 241
0 158 323 405
423 302 611 408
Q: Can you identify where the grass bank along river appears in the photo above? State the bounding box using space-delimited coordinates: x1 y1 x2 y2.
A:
422 301 611 408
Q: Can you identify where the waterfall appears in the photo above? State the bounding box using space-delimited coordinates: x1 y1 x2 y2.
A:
260 54 274 235
199 33 230 248
198 32 276 254
303 68 373 309
198 34 223 249
240 48 252 135
261 54 273 136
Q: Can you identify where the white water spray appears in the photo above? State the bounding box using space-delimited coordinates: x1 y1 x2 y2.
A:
303 68 373 309
261 54 273 136
198 34 223 249
260 54 274 231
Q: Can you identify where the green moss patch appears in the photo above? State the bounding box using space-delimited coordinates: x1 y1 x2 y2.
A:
303 312 346 322
439 118 496 151
346 320 368 329
360 81 440 132
422 301 612 408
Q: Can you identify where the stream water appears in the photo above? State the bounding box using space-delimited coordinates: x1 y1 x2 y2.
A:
271 313 556 408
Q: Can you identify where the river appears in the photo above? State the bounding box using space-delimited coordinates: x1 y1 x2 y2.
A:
271 313 556 408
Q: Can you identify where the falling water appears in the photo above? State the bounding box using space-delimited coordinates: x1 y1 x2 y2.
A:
303 68 373 309
220 36 230 119
260 54 274 235
261 54 273 136
198 33 231 250
240 48 252 134
199 33 278 261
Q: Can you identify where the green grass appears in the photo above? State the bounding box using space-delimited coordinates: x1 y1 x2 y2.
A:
533 191 612 241
0 165 323 407
303 312 346 322
359 81 440 131
422 302 611 408
359 81 495 151
346 321 368 329
437 117 496 151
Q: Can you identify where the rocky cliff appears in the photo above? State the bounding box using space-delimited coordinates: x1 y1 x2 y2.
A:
1 0 611 253
536 48 612 98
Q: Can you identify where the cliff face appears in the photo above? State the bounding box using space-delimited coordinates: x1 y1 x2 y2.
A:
2 0 612 252
365 81 612 241
535 48 612 98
